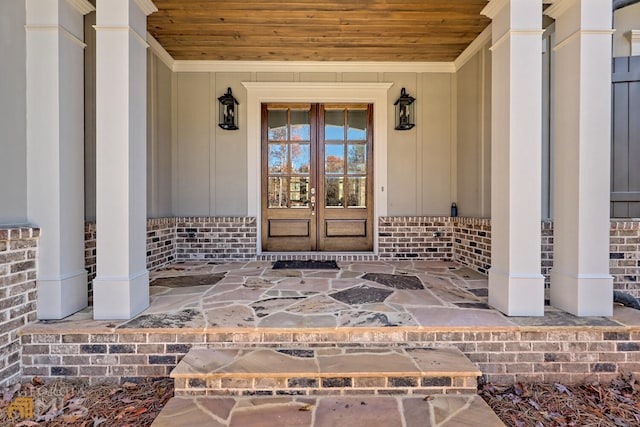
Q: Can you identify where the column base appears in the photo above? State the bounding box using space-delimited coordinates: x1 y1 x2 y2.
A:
488 269 545 316
550 270 613 316
37 271 88 319
93 270 149 320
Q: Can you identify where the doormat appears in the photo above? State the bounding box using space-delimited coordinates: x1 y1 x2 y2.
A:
272 260 339 270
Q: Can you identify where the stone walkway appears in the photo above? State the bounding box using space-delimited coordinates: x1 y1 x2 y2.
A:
151 394 505 426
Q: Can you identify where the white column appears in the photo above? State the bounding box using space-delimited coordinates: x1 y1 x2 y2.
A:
26 0 94 319
482 0 545 316
545 0 614 316
93 0 157 319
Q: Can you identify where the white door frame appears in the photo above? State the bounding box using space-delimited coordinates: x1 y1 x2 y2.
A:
242 82 392 254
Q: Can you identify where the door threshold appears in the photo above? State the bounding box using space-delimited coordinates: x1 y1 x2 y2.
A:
257 252 379 261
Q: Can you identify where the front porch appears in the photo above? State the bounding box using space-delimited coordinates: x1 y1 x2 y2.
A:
20 260 640 388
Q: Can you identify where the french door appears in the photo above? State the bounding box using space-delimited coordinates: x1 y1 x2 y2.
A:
261 103 373 252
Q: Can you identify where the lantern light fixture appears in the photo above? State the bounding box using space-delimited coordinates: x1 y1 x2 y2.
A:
218 87 239 130
394 87 416 131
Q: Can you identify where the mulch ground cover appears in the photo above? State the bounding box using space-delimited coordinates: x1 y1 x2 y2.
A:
1 377 172 426
3 374 640 426
480 373 640 426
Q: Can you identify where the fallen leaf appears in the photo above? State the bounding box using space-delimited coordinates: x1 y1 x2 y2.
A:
15 422 39 427
122 382 138 390
555 383 573 396
32 377 44 386
115 405 137 419
299 404 314 411
423 395 434 401
131 406 148 416
528 399 541 410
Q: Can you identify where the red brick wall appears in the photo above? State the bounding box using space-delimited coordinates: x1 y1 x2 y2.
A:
174 217 257 262
452 218 491 274
378 217 452 260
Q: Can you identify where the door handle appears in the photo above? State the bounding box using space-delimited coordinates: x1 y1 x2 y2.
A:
310 190 316 215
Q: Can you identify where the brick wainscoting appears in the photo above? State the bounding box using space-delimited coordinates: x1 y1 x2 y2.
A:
18 328 640 386
610 221 640 295
0 227 39 387
452 218 491 274
174 217 257 262
378 217 452 260
81 217 639 295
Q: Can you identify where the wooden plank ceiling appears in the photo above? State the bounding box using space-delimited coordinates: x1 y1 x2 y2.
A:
148 0 490 62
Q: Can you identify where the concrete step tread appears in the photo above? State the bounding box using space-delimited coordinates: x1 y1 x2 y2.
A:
171 347 481 378
151 394 506 427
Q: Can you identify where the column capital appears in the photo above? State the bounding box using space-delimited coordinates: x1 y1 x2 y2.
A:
545 0 612 24
66 0 95 15
481 0 510 19
134 0 158 16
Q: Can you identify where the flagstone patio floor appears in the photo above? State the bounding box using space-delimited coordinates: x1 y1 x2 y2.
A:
31 259 634 331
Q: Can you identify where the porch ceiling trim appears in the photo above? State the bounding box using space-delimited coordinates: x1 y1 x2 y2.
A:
453 25 492 71
242 81 393 255
172 60 456 74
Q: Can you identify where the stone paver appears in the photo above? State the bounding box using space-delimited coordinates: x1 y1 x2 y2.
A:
151 395 506 427
22 260 635 333
171 347 481 396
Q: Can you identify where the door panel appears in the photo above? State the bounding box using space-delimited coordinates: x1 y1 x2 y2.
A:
318 104 373 252
262 103 372 252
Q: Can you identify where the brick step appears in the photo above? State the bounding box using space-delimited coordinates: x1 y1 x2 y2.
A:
151 394 506 426
170 347 481 397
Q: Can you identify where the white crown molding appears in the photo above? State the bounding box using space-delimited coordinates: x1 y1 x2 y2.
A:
242 81 394 91
172 60 455 74
65 0 95 15
545 0 577 19
147 33 174 70
481 0 510 19
134 0 158 16
631 30 640 56
454 25 492 71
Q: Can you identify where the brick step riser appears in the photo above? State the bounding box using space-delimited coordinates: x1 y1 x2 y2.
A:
173 374 479 397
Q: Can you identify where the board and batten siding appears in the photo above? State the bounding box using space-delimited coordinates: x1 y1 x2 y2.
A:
173 71 458 218
612 56 640 218
456 43 492 219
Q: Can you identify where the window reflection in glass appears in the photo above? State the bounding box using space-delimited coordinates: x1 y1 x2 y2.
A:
325 110 344 141
268 143 287 174
347 177 366 207
347 109 367 140
268 110 288 141
291 110 310 141
268 177 288 208
290 143 310 174
326 177 344 207
290 177 310 207
325 144 344 174
347 144 366 174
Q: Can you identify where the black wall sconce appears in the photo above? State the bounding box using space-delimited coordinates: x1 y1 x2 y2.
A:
218 87 239 130
394 87 415 130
